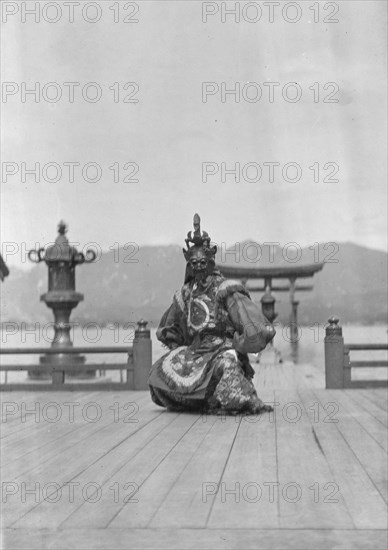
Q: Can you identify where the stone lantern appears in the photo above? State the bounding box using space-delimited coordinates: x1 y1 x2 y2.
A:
260 284 277 324
260 284 281 363
28 221 96 379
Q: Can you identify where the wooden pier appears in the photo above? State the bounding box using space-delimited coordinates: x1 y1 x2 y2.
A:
1 358 387 550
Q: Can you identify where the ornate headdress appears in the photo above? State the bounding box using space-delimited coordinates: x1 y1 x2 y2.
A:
182 214 217 283
182 213 217 261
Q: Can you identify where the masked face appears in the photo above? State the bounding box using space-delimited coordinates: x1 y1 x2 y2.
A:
189 248 209 282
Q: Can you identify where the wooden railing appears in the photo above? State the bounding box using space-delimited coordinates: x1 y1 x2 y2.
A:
0 320 152 391
324 317 388 389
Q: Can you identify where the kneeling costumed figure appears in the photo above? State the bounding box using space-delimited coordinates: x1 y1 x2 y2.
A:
148 214 275 415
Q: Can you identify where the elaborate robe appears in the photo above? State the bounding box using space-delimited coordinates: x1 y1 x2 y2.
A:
148 272 275 414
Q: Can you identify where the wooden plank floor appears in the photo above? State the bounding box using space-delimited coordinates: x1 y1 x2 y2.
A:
1 360 387 550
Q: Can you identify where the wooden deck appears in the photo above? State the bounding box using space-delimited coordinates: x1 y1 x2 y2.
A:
1 359 387 549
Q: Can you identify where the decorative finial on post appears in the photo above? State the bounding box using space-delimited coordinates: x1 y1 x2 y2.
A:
135 319 150 337
326 317 342 336
325 316 344 388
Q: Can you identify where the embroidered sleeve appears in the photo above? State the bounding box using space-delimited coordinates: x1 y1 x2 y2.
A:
156 289 190 349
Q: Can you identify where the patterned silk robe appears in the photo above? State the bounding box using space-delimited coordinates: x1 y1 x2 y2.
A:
148 271 275 414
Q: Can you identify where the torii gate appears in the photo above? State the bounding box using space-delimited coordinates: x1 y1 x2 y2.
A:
219 262 325 340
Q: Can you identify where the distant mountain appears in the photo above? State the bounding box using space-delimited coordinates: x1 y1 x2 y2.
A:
1 242 387 328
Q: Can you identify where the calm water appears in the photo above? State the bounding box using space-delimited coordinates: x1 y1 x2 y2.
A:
1 325 387 384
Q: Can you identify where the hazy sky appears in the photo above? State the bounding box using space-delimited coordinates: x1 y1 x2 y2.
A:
2 0 387 269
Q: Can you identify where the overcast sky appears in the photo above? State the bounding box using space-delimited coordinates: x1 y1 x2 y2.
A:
2 0 387 269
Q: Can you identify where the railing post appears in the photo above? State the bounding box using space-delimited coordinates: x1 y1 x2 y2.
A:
133 319 152 390
324 317 344 389
343 348 351 388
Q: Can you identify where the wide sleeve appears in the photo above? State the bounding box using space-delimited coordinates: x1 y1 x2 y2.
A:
215 279 275 354
156 290 189 349
227 292 275 354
